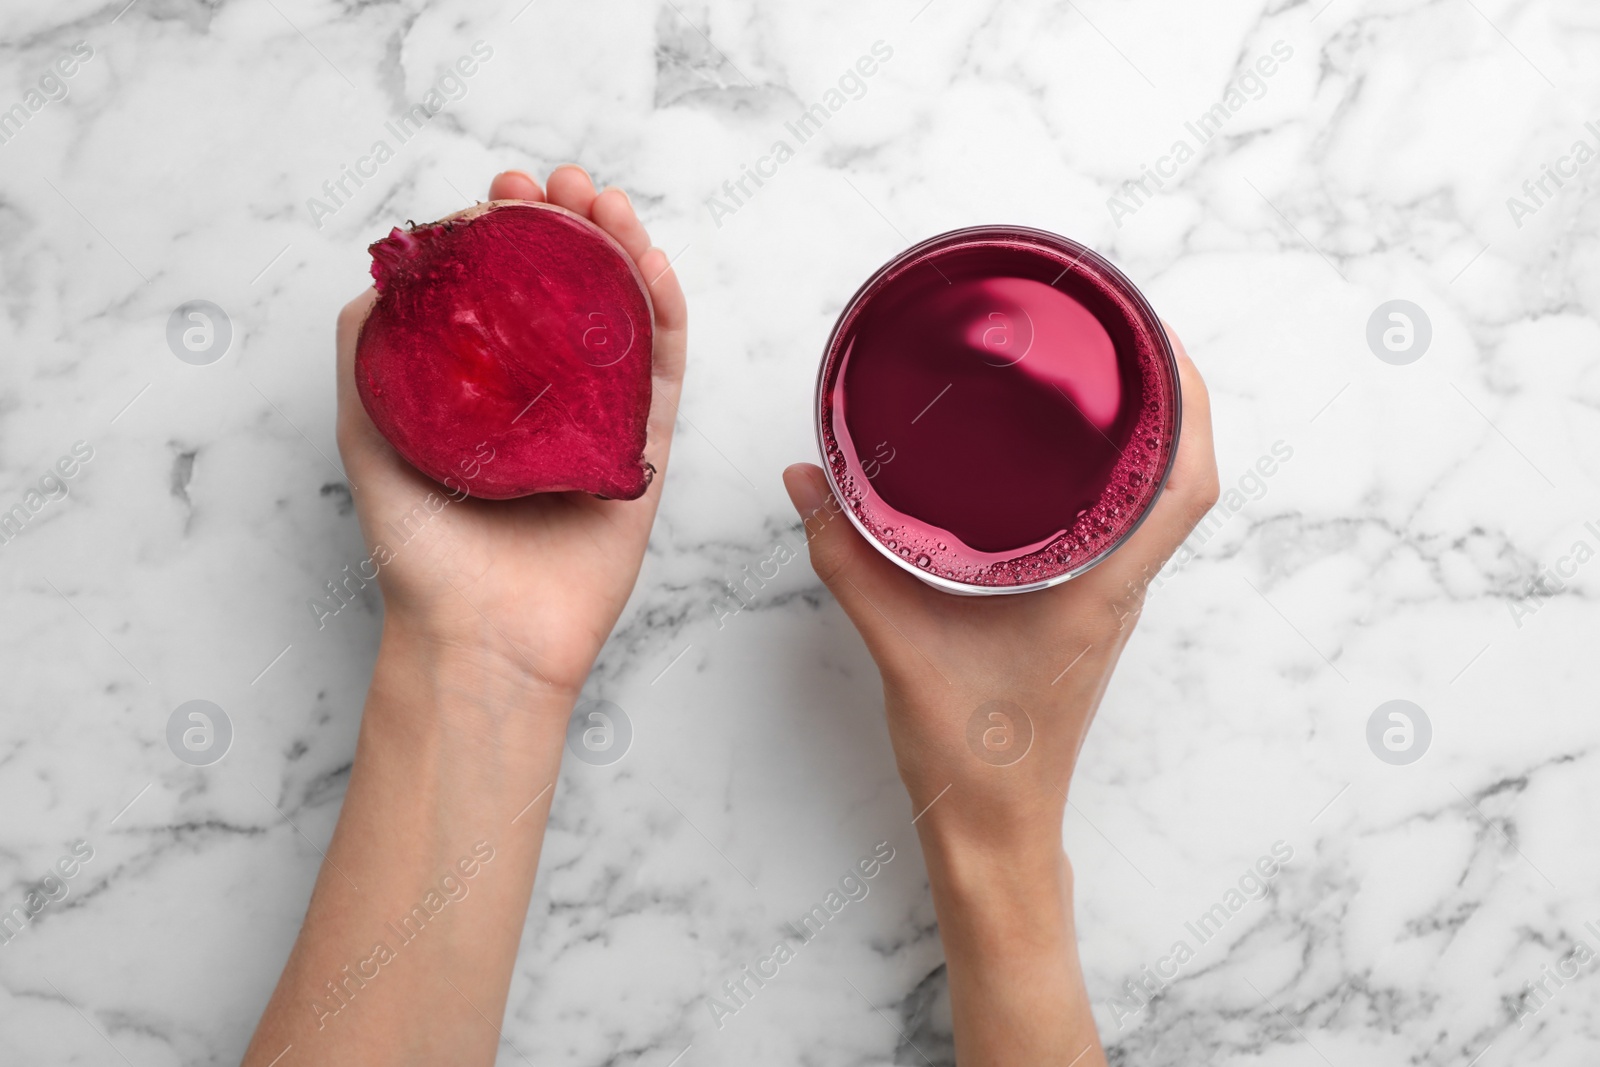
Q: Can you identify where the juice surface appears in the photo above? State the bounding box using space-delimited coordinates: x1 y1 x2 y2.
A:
820 230 1178 588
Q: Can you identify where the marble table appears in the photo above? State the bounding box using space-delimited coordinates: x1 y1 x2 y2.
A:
3 0 1596 1063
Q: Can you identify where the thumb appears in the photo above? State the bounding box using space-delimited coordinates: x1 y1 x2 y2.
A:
782 463 858 589
782 462 916 611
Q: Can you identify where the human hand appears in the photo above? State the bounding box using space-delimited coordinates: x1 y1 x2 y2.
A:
783 328 1217 846
784 327 1214 1066
334 166 688 707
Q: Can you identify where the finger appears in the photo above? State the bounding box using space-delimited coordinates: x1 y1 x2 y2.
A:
1155 333 1220 540
488 169 545 202
335 289 377 432
639 254 687 477
782 462 925 626
637 242 689 492
590 188 685 372
1098 327 1219 582
637 246 688 364
590 187 652 261
545 164 598 217
1159 327 1218 512
334 289 433 498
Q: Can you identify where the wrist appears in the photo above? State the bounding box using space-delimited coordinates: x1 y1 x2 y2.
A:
919 812 1070 895
369 619 575 742
908 776 1067 852
883 685 1083 853
920 822 1075 951
921 821 1100 1067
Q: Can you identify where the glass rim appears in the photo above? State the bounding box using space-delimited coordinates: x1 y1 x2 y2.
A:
812 224 1183 596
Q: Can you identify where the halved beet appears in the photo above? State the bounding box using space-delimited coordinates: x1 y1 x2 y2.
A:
355 200 654 500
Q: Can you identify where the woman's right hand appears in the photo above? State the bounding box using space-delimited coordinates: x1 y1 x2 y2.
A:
782 326 1218 848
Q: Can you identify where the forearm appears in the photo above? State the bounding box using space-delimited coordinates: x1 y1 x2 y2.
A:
243 622 566 1066
919 817 1105 1067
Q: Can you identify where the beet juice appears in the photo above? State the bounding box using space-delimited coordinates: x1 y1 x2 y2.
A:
816 226 1180 593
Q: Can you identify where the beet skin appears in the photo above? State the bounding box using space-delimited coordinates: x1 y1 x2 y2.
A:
355 200 655 500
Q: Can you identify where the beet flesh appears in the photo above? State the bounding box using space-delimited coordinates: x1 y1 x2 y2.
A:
355 201 655 500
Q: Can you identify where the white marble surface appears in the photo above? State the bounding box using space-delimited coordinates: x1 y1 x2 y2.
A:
2 0 1598 1063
